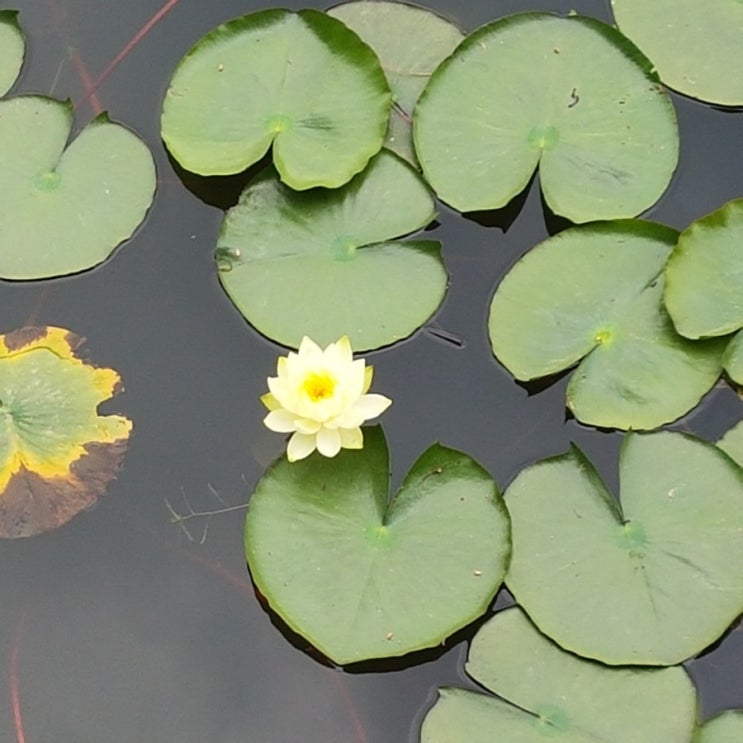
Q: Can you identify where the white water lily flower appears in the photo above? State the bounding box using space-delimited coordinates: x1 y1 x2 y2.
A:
261 336 392 462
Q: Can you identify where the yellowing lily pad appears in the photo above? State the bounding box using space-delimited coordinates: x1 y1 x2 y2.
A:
0 327 131 538
0 10 24 96
0 96 156 280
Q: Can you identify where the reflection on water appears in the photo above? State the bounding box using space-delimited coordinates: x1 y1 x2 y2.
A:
1 0 742 740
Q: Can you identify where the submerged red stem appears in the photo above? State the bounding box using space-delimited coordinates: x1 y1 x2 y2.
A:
9 611 27 743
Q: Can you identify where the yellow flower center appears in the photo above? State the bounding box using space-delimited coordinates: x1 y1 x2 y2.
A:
301 371 336 402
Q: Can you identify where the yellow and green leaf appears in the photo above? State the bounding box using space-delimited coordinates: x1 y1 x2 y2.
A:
0 326 131 538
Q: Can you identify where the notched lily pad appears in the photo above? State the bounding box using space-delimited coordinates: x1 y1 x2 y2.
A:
695 711 743 742
420 607 697 742
0 326 132 538
245 426 510 665
0 95 156 280
161 8 390 189
0 10 24 96
327 0 464 166
612 0 743 106
717 420 743 468
504 431 743 666
414 12 679 223
217 149 446 351
664 200 743 383
489 220 724 430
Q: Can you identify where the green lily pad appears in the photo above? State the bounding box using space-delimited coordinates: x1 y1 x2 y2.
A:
0 10 24 96
0 96 156 280
612 0 743 106
217 149 445 351
717 420 743 467
420 607 697 742
327 1 464 166
665 200 743 339
488 220 724 430
504 431 743 666
695 711 743 742
723 332 743 385
245 426 510 665
161 9 390 189
413 13 678 223
0 326 131 538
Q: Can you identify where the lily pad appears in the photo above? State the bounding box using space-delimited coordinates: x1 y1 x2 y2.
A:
0 96 156 280
665 201 743 337
0 10 24 96
217 149 445 351
612 0 743 106
504 431 743 666
717 420 743 467
327 1 463 165
161 9 390 189
413 12 678 223
695 711 743 742
488 220 724 429
420 607 697 742
244 426 510 665
0 326 131 538
723 332 743 385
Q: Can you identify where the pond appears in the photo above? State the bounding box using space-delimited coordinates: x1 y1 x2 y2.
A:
1 0 742 740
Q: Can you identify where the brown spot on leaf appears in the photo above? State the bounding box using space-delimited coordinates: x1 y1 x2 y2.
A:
4 326 47 352
0 439 128 538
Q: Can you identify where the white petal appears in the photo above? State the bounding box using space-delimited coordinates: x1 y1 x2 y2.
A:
339 427 363 449
260 392 279 412
325 335 353 367
316 427 342 457
350 394 392 422
362 365 373 394
276 356 288 378
293 418 321 434
287 432 317 462
264 409 298 433
346 358 366 397
298 336 323 362
268 376 293 409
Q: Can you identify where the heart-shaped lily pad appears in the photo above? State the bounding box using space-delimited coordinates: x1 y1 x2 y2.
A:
420 607 697 742
717 420 743 467
0 96 156 280
723 332 743 385
695 711 743 742
217 149 445 351
612 0 743 106
665 200 743 339
244 426 510 665
327 1 463 166
413 12 678 222
504 431 743 665
0 10 24 96
0 326 131 538
161 8 390 189
489 220 724 429
664 200 743 382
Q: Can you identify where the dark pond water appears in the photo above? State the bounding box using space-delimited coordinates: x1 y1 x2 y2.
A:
1 0 742 740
